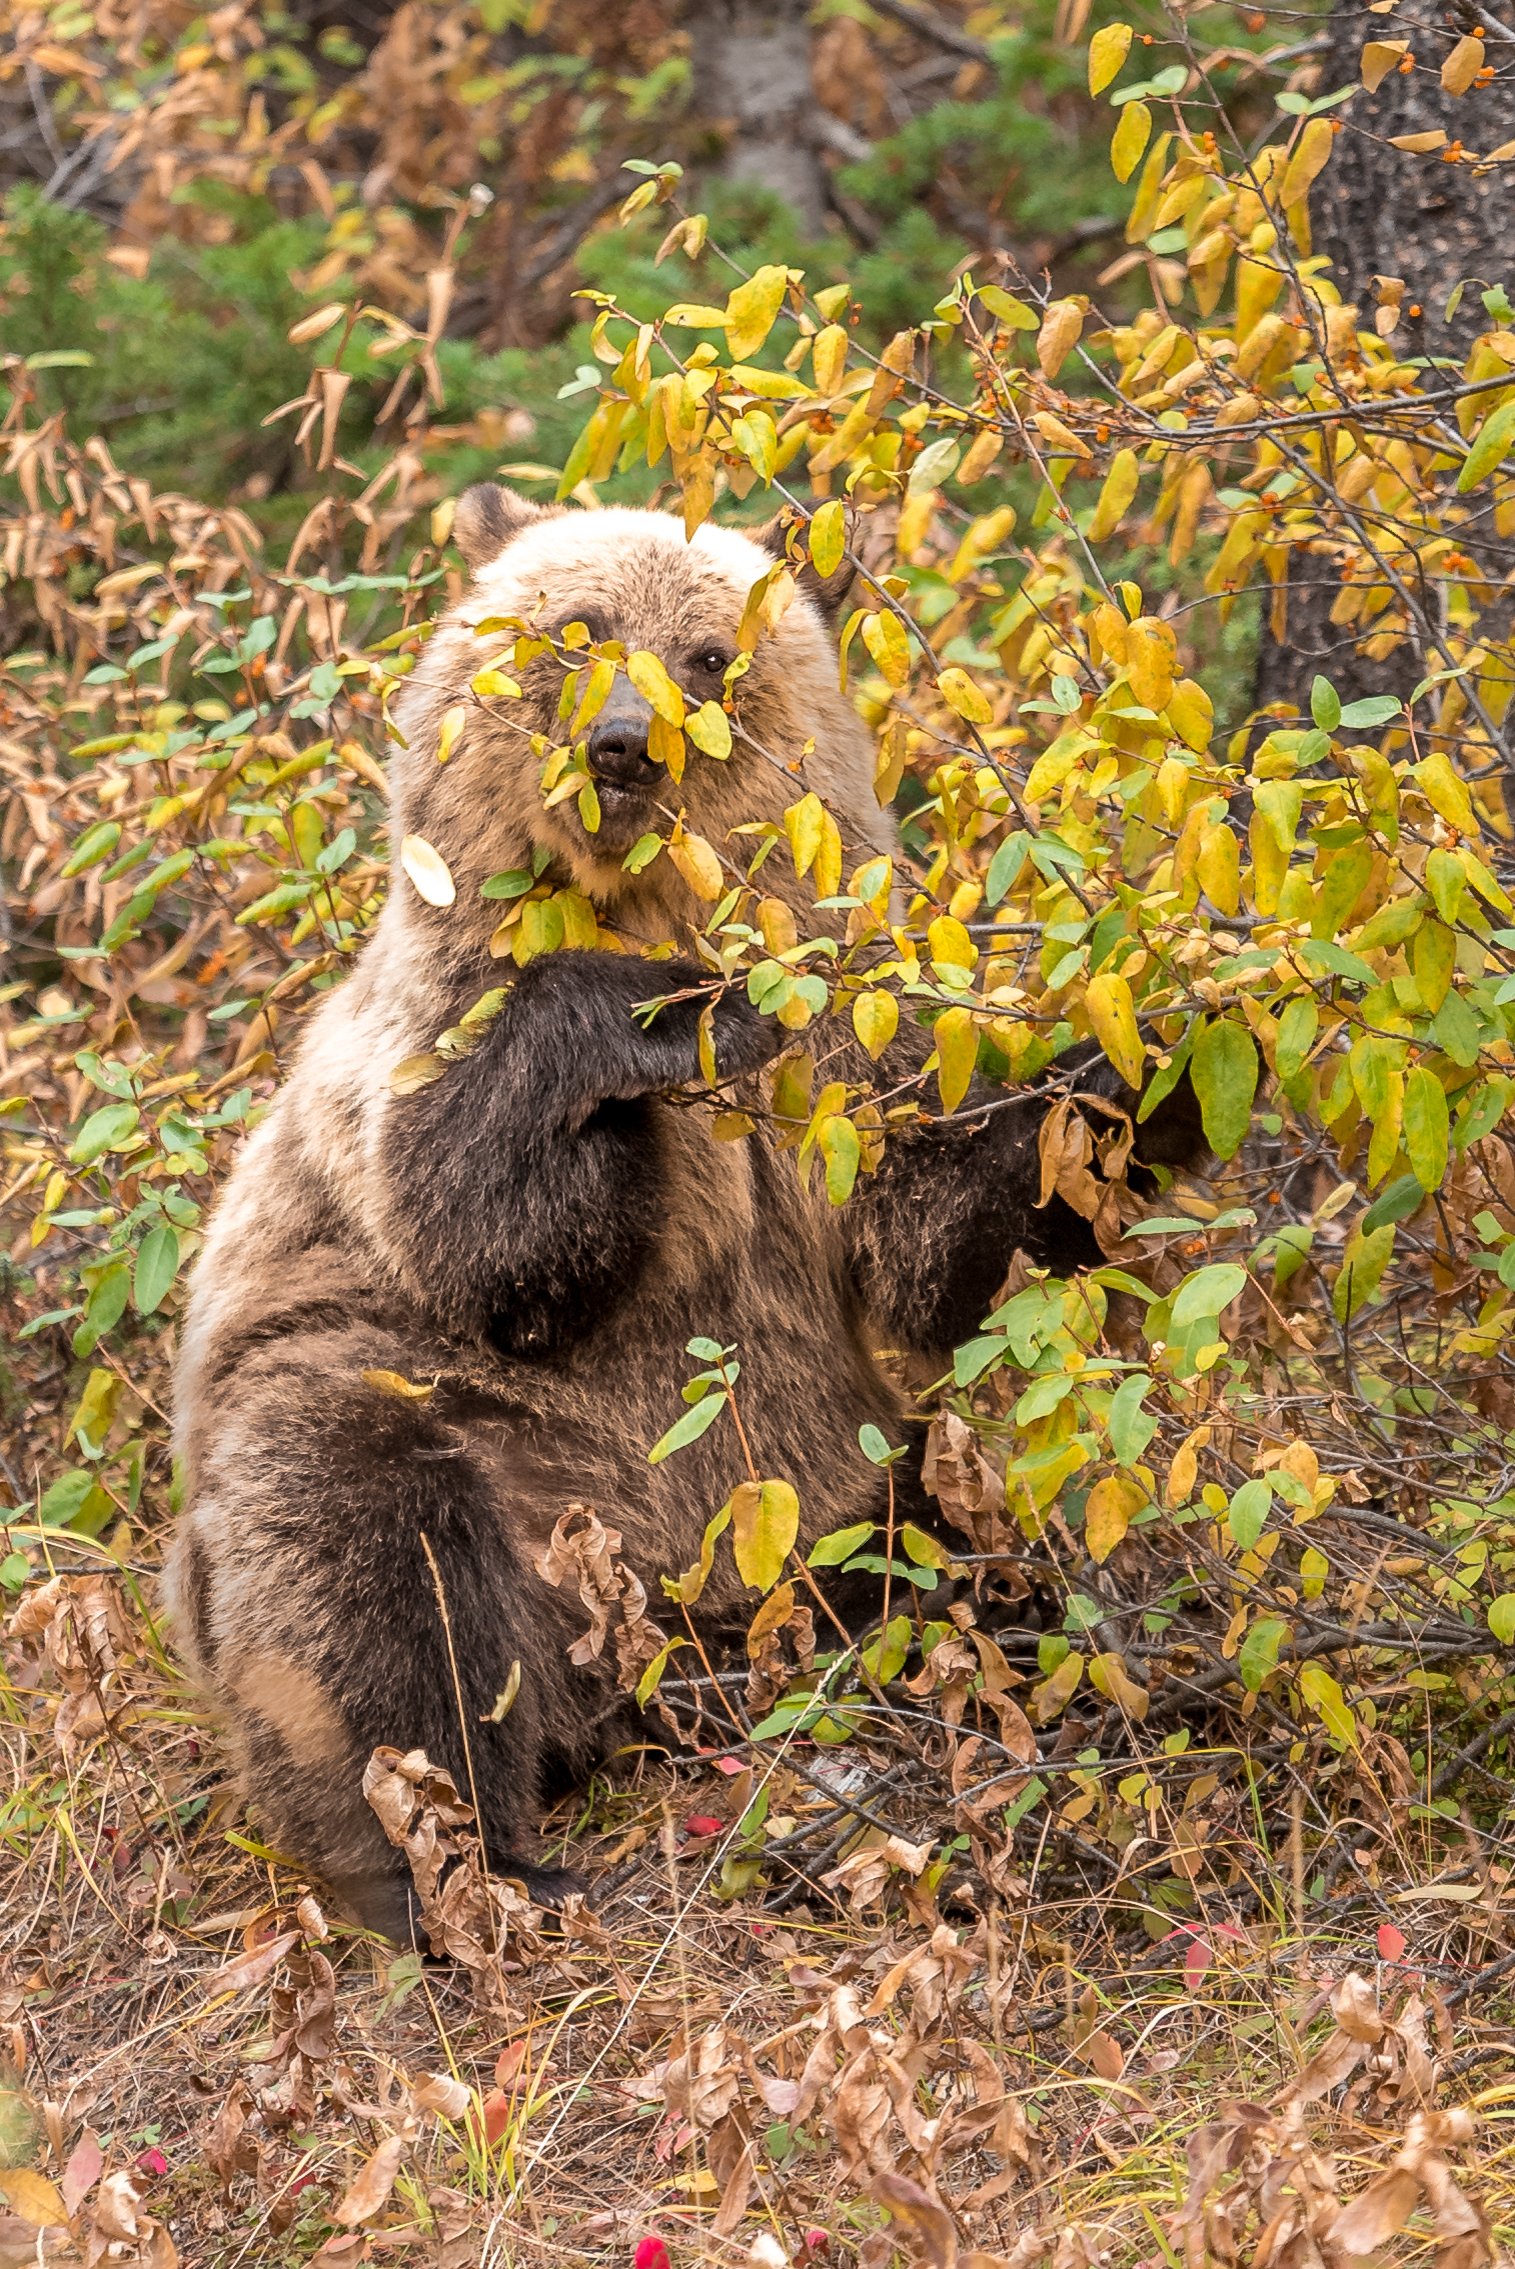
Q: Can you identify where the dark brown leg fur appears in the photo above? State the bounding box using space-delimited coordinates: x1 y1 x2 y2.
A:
179 1356 606 1942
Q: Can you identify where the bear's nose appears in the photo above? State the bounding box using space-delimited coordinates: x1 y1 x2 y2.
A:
587 680 656 788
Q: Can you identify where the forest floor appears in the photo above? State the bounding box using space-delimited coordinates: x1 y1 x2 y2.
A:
3 1551 1515 2269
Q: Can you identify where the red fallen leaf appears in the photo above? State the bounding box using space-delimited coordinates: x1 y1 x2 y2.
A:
1378 1922 1408 1962
1184 1934 1213 1989
804 2231 830 2254
711 1757 746 1775
494 2040 528 2087
683 1815 723 1838
134 2148 169 2178
635 2238 671 2269
479 2089 513 2146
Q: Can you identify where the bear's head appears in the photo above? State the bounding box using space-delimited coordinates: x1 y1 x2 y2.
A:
388 485 895 952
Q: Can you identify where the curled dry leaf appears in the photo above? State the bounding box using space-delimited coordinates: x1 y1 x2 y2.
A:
84 2171 178 2269
333 2133 406 2227
410 2071 471 2122
207 1929 299 1994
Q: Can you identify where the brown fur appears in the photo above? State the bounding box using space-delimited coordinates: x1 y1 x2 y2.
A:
165 489 1201 1941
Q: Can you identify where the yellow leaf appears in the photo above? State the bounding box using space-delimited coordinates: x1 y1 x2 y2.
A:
1031 409 1091 459
861 609 913 686
663 302 731 327
1279 115 1335 207
1360 37 1408 86
934 1004 978 1112
390 1053 446 1094
1389 128 1447 152
1442 31 1483 91
1037 298 1084 379
0 2171 69 2230
1111 100 1152 183
1125 616 1176 711
435 702 466 763
400 835 456 908
809 498 846 578
815 810 843 901
627 649 685 726
1086 969 1144 1088
686 701 732 758
1089 20 1133 93
1414 752 1477 835
668 831 724 901
818 1111 860 1202
785 791 826 878
724 264 790 360
812 324 848 393
853 990 899 1059
1167 676 1214 752
937 665 993 724
1166 1423 1210 1506
731 1478 800 1589
1196 822 1241 915
1085 1475 1143 1563
470 667 522 700
1087 447 1139 541
1088 1649 1149 1717
362 1369 434 1399
927 914 977 970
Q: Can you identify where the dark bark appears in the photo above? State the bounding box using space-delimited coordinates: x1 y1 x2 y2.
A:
1252 0 1515 715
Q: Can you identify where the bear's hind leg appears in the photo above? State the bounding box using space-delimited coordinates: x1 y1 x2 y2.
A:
170 1359 585 1942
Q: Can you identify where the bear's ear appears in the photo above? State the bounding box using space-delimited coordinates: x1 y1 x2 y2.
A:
756 504 857 630
452 483 549 572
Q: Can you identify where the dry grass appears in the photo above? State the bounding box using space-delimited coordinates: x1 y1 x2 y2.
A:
3 1519 1515 2267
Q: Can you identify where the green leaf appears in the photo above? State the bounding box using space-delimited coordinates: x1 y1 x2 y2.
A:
1309 676 1341 731
1275 998 1319 1085
862 1614 913 1685
1107 1372 1157 1464
133 1224 181 1317
636 1635 688 1706
1361 1174 1425 1235
1331 1222 1395 1321
1458 395 1515 490
1298 1660 1357 1747
1227 1478 1272 1551
68 1102 140 1165
901 1523 951 1570
810 1520 877 1567
1170 1262 1248 1330
819 1113 861 1205
985 831 1031 904
1237 1614 1289 1692
1404 1066 1450 1191
62 821 123 877
858 1423 903 1465
648 1389 726 1465
1190 1019 1257 1159
1338 695 1402 728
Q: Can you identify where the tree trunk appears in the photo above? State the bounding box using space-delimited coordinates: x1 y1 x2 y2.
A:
689 0 830 236
1252 0 1515 713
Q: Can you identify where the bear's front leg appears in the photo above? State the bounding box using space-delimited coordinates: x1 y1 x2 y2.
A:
368 951 782 1351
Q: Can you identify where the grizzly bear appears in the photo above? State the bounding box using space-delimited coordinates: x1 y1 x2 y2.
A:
166 485 1200 1941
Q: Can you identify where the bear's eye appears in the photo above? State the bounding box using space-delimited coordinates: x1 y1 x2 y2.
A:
692 647 733 677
